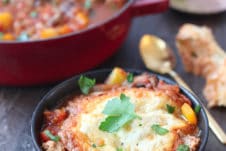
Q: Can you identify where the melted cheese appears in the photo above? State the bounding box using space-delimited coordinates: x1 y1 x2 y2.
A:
60 88 189 151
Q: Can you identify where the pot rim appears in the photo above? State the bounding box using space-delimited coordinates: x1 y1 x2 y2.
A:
31 68 209 151
0 0 134 44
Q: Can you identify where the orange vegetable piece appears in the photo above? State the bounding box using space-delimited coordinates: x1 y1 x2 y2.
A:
105 67 127 85
181 103 197 125
2 33 15 41
96 139 105 147
40 28 58 39
76 12 89 28
0 12 13 31
58 25 73 35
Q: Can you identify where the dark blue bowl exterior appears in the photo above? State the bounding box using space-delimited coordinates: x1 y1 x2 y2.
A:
31 69 209 151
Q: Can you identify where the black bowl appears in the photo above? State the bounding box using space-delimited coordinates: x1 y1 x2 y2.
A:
31 69 209 151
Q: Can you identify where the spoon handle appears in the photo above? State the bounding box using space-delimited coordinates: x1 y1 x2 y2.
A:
169 70 226 144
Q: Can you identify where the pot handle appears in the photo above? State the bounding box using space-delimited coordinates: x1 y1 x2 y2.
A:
131 0 169 17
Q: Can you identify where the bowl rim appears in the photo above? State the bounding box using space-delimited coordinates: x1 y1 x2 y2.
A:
31 68 209 151
0 0 133 44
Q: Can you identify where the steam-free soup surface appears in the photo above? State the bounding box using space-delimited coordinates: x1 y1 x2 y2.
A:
0 0 126 41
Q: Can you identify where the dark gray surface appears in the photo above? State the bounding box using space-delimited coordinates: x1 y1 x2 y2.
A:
0 10 226 151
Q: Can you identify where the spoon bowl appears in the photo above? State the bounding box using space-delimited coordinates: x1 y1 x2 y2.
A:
139 35 176 74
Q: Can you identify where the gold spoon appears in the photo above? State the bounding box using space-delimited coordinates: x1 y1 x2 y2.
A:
139 34 226 144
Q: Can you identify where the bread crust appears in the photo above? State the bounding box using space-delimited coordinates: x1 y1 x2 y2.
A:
176 23 226 107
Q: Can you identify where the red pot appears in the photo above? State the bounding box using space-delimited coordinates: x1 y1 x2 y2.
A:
0 0 168 86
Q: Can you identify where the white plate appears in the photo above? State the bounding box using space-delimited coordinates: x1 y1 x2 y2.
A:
170 0 226 15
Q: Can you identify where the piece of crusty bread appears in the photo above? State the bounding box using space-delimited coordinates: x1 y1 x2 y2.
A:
176 23 226 107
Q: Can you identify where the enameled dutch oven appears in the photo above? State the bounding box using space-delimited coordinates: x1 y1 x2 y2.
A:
0 0 168 86
31 69 209 150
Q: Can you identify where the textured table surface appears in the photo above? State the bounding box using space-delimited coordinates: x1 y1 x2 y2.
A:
0 10 226 151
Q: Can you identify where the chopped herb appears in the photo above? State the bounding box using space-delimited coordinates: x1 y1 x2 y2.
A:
43 130 60 142
151 124 169 135
166 104 175 114
176 144 190 151
30 11 38 18
99 114 136 132
17 32 29 41
78 75 96 95
0 32 3 39
127 73 134 83
137 116 142 120
139 123 142 126
194 105 201 114
99 94 139 132
84 0 92 10
102 94 135 116
117 147 123 151
92 144 97 148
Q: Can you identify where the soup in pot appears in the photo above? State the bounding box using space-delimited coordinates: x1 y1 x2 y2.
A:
0 0 126 41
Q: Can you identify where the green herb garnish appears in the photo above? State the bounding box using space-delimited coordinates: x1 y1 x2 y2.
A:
17 32 29 41
116 147 123 151
166 104 175 114
139 123 142 126
92 144 97 148
78 75 96 95
44 130 60 142
0 32 3 40
194 105 201 114
99 94 139 132
127 73 134 83
84 0 92 10
151 124 169 135
176 144 190 151
30 11 38 18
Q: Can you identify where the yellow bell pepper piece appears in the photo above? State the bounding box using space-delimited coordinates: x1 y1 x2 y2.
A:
2 33 15 41
40 28 58 39
0 12 13 31
106 67 127 85
58 25 72 35
181 103 197 125
76 12 89 28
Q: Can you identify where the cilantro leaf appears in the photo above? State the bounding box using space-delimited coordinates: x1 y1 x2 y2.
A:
117 147 123 151
176 144 190 151
103 94 134 116
194 105 201 114
84 0 92 10
166 104 175 114
127 73 134 83
151 124 169 135
99 114 136 132
44 130 60 142
0 32 3 39
78 75 96 95
92 144 97 148
99 93 139 132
